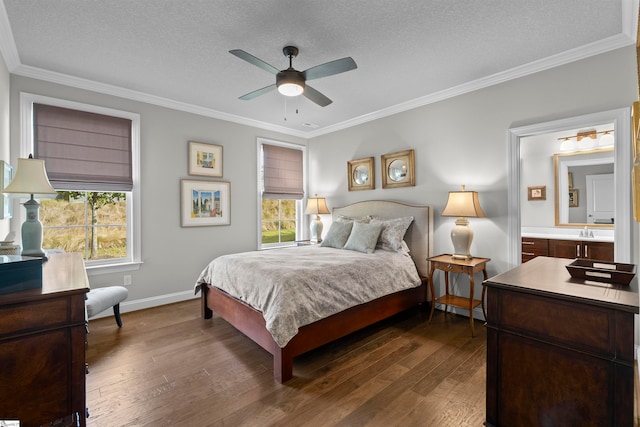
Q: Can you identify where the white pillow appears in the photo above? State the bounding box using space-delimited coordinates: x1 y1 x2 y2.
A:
343 222 383 254
370 216 414 252
320 221 353 249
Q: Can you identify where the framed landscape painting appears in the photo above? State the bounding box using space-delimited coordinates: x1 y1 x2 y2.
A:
181 180 230 227
188 141 223 177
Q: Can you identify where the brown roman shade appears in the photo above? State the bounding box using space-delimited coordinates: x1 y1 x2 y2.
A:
262 144 304 200
33 103 133 191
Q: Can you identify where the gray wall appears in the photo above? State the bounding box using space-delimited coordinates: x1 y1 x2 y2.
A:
9 75 306 306
308 46 638 309
4 45 638 315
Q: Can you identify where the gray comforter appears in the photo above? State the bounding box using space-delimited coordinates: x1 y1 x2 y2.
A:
195 245 421 347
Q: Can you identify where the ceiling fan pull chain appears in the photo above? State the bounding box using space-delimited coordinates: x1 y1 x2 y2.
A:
284 97 287 121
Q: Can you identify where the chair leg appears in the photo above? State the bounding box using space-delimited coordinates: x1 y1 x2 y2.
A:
113 303 123 328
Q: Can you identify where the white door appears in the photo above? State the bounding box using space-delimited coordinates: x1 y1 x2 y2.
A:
586 173 614 224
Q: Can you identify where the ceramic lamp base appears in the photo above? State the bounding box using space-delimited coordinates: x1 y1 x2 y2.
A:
310 215 324 243
450 217 474 260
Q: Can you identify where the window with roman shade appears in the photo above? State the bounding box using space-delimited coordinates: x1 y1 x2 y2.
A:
262 144 304 200
33 103 133 191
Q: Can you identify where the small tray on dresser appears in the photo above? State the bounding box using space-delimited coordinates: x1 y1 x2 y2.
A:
566 259 636 285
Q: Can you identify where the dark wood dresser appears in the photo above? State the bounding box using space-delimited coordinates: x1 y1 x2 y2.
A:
483 256 638 427
0 253 89 426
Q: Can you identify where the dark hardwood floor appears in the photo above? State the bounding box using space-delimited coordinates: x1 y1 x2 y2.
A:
84 299 637 426
85 300 485 426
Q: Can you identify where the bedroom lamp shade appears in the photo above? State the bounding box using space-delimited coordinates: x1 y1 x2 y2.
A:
441 185 486 260
305 195 330 243
3 155 57 258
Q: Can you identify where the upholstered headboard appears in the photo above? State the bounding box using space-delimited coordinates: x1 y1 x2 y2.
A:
332 200 433 276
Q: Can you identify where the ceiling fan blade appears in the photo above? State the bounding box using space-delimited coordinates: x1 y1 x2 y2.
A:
303 57 357 81
239 84 276 100
229 49 280 75
303 85 332 107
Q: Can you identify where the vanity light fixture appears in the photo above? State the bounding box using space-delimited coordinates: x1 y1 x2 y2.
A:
558 129 614 150
305 194 330 243
441 185 486 260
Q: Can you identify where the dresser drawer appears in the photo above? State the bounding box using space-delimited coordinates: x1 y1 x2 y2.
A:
0 295 83 338
496 288 622 358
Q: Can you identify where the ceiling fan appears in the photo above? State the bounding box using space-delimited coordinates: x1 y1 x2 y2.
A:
230 46 357 107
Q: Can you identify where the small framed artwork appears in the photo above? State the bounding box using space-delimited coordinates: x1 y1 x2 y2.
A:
181 180 230 227
347 157 375 191
0 160 12 219
188 141 223 177
568 189 579 207
381 149 415 189
527 185 546 201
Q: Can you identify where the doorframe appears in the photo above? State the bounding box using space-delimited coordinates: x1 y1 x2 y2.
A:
507 108 632 267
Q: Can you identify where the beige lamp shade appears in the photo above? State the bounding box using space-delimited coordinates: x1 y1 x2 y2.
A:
304 196 330 215
441 185 485 260
3 157 57 197
305 195 330 243
441 187 486 219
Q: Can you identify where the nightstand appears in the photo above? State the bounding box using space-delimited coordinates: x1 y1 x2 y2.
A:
427 254 490 337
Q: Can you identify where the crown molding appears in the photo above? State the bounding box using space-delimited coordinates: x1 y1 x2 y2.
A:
2 0 636 140
12 63 310 138
306 32 635 138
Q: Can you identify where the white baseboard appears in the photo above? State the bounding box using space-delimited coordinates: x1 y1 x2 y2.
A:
87 289 199 320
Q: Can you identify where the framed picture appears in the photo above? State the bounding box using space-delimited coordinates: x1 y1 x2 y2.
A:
568 188 579 207
181 180 230 227
188 141 223 177
381 149 415 189
527 185 546 201
347 157 374 191
0 160 12 219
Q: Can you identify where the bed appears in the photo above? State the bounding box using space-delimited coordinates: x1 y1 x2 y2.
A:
196 200 433 382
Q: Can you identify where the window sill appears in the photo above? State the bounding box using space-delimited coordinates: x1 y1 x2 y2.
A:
85 260 143 277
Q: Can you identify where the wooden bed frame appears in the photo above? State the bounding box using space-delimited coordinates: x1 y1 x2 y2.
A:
200 200 433 382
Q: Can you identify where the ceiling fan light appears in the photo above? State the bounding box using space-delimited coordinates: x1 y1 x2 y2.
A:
278 82 304 96
276 69 305 97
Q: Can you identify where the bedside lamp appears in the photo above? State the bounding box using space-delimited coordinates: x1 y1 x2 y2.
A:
305 195 330 243
3 155 57 258
441 185 486 260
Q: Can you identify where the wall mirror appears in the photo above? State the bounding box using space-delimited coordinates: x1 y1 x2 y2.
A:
507 108 632 267
347 157 374 191
381 149 415 189
554 148 614 227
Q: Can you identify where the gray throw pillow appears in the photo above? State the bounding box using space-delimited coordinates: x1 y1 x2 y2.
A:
320 221 353 249
370 216 414 252
343 222 383 254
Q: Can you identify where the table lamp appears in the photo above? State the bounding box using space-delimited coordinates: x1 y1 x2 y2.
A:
441 185 486 260
2 155 57 257
305 195 330 243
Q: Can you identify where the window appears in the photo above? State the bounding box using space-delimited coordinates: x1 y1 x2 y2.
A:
20 93 141 274
257 138 306 249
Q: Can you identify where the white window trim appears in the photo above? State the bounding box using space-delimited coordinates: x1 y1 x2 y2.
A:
19 92 142 275
256 137 307 250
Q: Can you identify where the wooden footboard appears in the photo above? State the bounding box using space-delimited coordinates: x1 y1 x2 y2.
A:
201 279 428 383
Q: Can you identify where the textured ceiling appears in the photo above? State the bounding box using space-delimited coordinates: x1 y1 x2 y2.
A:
0 0 636 137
